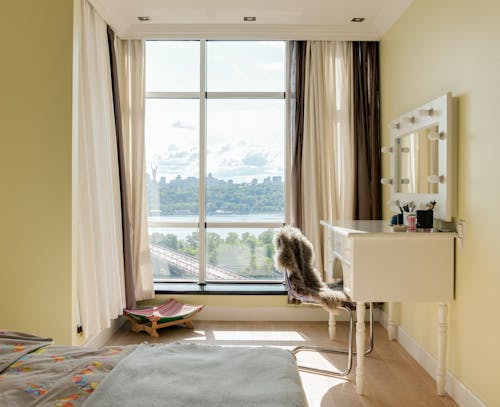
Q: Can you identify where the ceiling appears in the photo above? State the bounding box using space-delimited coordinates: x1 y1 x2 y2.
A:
89 0 413 40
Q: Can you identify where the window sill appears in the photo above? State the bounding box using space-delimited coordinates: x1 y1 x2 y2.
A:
154 282 287 295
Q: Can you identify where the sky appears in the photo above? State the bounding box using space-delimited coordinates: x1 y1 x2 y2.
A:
144 41 286 184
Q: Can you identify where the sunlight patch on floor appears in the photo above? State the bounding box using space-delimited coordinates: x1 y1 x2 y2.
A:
211 330 306 341
295 351 344 374
299 371 349 407
178 330 207 340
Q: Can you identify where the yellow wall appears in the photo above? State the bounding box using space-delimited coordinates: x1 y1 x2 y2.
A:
380 0 500 405
1 4 498 404
0 1 74 344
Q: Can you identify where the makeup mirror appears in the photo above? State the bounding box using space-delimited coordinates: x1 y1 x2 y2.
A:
382 93 457 222
397 125 439 194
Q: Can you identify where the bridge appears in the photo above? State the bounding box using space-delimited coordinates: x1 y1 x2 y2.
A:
150 244 250 280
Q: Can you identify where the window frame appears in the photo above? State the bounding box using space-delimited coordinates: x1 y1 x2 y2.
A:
145 39 290 286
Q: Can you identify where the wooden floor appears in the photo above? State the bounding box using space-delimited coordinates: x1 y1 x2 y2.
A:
107 320 458 407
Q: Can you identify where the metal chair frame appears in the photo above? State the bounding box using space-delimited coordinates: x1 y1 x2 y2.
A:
285 271 375 377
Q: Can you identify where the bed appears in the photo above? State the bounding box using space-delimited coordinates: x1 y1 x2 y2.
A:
0 330 307 407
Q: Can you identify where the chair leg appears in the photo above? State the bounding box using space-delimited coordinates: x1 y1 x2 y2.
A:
292 306 354 377
326 303 374 354
337 302 375 356
365 302 375 355
292 303 375 378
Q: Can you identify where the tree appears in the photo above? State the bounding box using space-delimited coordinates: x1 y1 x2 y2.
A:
225 232 239 245
258 229 275 245
161 233 178 250
207 232 222 264
150 174 284 216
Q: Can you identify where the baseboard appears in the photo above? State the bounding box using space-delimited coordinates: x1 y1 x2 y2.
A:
379 310 486 407
83 316 126 348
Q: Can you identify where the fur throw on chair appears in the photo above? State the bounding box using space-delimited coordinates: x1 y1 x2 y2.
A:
273 226 348 311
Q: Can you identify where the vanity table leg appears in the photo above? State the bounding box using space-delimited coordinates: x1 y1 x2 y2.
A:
388 302 397 340
356 302 366 395
437 302 448 395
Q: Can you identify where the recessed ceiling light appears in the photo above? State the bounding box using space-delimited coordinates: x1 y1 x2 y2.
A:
351 17 365 23
137 16 151 22
243 16 256 22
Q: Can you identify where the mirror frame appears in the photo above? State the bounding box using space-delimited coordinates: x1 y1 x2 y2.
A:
386 93 457 222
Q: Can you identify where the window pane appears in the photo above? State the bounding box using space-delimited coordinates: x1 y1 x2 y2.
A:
145 99 199 222
206 228 282 281
206 99 285 222
207 41 285 92
146 41 199 92
145 40 287 284
150 228 199 281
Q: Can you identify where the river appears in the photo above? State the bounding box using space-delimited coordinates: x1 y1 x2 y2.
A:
148 213 284 238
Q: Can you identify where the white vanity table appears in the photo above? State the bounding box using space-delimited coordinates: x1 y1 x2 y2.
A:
321 220 456 396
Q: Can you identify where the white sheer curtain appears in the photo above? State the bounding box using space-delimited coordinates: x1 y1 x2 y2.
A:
301 41 354 279
115 39 154 301
76 0 126 337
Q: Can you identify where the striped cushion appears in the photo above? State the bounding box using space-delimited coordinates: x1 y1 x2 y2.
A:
124 299 204 323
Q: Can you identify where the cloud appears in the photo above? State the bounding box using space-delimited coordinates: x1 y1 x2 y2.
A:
148 146 199 180
171 120 195 130
167 150 187 159
148 139 282 184
258 62 285 73
218 144 231 153
242 152 268 167
155 159 197 180
216 166 265 180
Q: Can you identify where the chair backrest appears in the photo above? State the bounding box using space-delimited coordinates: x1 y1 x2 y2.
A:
274 226 348 310
273 226 324 292
283 269 316 304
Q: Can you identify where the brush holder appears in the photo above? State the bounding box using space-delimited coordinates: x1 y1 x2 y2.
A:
416 210 433 230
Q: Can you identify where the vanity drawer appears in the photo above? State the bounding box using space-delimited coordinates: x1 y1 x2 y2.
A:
333 233 352 261
341 261 353 296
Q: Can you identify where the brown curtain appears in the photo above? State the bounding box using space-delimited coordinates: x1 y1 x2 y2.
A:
289 41 307 230
287 41 306 304
352 42 382 220
107 26 136 309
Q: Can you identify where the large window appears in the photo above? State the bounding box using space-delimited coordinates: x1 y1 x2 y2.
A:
145 41 287 283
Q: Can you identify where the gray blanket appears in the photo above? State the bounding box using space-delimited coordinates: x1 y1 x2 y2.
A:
83 342 307 407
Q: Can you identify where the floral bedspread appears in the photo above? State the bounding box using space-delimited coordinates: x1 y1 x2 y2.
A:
0 330 136 407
